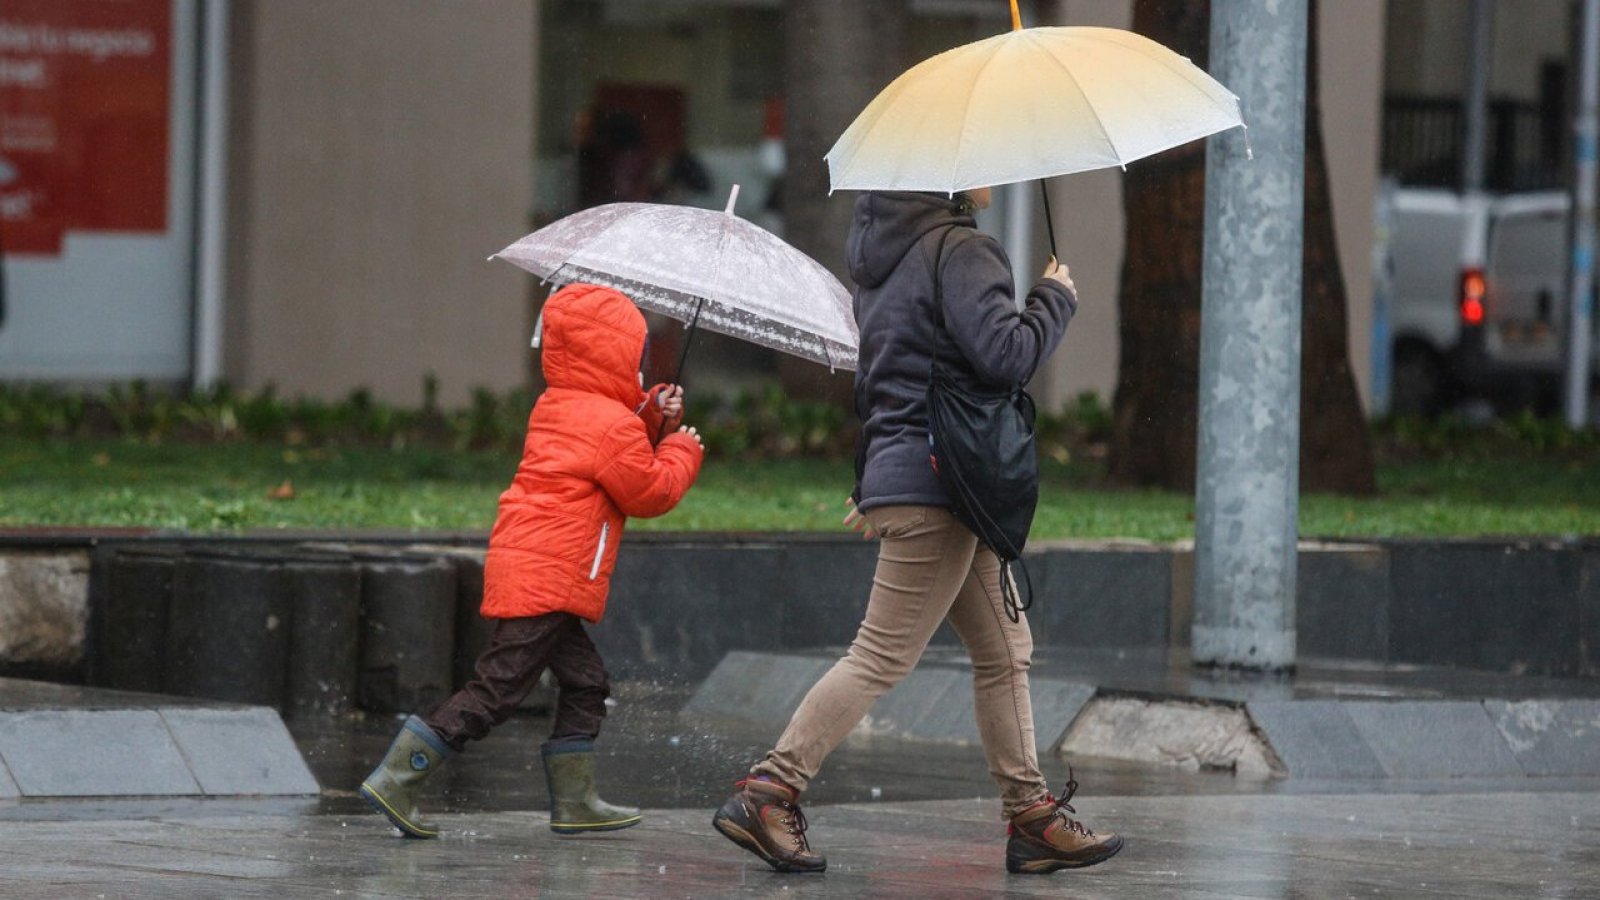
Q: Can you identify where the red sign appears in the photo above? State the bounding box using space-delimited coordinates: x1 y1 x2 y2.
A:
0 0 171 256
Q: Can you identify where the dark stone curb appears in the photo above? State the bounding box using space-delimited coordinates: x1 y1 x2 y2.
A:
3 533 1598 715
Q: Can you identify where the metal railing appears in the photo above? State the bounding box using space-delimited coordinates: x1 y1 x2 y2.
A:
1382 95 1566 191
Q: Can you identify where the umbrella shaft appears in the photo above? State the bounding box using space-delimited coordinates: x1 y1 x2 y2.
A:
1038 180 1058 259
657 296 704 444
671 297 704 387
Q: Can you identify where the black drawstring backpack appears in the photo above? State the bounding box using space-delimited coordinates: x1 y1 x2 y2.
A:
925 228 1038 623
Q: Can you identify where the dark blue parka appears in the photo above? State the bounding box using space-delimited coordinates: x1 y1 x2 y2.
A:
847 191 1077 512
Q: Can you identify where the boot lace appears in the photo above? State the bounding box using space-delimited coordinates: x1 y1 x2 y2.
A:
738 778 813 853
1043 766 1094 838
778 800 813 851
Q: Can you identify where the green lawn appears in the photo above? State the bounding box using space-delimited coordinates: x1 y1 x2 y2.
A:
3 436 1596 540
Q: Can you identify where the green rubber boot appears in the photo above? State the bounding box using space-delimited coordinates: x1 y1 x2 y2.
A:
542 740 642 834
359 715 453 838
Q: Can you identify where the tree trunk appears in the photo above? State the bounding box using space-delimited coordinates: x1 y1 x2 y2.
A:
1298 2 1378 494
1109 0 1375 495
778 0 911 400
1107 0 1211 489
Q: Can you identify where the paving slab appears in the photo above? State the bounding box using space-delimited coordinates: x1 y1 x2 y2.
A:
1245 700 1387 778
1486 699 1600 776
682 650 832 726
1344 701 1525 778
0 709 200 797
160 707 319 796
893 672 981 743
1030 680 1096 751
0 679 321 798
692 649 1600 779
861 666 965 737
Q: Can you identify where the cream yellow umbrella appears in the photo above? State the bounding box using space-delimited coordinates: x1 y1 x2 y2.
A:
826 2 1245 249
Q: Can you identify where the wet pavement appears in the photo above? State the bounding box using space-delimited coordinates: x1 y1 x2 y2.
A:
3 679 1600 897
3 789 1597 897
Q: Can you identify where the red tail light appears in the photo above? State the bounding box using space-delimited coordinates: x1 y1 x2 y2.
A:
1459 267 1486 326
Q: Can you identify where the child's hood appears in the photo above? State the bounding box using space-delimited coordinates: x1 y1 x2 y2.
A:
539 283 648 407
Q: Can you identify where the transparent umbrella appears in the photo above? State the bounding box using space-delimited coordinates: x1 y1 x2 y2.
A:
492 186 857 374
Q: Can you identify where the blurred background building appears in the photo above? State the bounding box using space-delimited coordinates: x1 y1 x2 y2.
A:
0 0 1580 410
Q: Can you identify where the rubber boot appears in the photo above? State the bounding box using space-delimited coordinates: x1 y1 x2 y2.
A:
359 715 453 838
541 740 642 834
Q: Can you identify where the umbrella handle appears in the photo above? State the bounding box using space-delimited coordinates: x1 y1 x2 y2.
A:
657 296 704 443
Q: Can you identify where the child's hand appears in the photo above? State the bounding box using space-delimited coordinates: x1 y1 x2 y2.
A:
677 425 703 448
656 384 685 426
843 497 877 540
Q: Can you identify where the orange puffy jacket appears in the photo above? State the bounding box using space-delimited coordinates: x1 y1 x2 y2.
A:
480 283 703 622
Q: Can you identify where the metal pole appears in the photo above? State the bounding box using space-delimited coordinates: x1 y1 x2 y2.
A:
1567 0 1599 428
193 0 231 389
1370 177 1399 417
1461 0 1494 192
1193 0 1307 672
0 155 12 333
1004 181 1034 302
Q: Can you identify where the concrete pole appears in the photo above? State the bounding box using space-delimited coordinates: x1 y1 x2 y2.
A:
1461 0 1494 192
1192 0 1307 671
1567 0 1599 428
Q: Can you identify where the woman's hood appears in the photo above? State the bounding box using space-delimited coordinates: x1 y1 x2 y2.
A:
846 191 974 289
539 283 647 407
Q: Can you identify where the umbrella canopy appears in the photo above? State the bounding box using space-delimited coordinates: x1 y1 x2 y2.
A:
826 25 1245 193
493 188 858 372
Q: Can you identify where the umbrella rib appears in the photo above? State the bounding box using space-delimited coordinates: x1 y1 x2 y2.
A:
1055 30 1244 162
947 41 1012 191
702 205 735 324
548 204 650 283
1096 28 1242 108
1034 35 1128 167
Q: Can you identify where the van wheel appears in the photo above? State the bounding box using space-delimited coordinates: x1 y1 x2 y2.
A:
1390 344 1444 417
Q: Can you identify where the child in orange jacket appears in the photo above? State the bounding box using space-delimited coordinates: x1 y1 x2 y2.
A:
360 283 704 838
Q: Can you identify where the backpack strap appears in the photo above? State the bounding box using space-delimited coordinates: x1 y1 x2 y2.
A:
930 226 959 332
924 226 1035 624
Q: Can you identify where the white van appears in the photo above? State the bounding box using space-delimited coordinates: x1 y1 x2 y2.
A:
1383 188 1595 415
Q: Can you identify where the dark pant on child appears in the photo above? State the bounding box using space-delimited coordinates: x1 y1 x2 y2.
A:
425 612 610 752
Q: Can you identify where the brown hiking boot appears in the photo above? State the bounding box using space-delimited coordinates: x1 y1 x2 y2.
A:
712 777 826 873
1006 770 1123 874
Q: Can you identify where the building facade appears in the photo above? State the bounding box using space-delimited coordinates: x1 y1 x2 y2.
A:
0 0 1567 411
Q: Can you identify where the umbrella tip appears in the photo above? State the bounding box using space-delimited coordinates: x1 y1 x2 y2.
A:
725 184 741 215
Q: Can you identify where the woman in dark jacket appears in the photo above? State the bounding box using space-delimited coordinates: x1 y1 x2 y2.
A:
713 190 1123 875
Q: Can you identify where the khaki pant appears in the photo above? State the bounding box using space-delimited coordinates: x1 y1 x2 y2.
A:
752 505 1049 818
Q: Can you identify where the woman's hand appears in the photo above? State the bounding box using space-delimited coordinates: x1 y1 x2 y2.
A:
656 384 685 428
677 424 703 448
843 497 877 540
1042 255 1075 293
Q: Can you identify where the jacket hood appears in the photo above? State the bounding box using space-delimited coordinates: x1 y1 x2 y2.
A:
846 191 975 289
539 283 648 407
